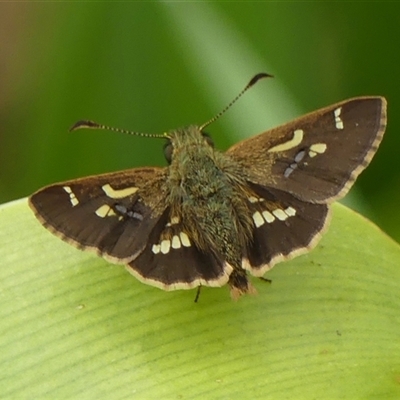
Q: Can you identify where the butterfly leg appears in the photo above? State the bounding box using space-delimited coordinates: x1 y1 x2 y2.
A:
194 285 202 303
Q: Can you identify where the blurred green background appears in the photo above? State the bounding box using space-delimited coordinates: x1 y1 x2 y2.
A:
1 3 399 242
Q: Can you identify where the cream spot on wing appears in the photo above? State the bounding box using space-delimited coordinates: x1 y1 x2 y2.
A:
171 235 181 249
160 239 171 254
268 129 304 153
252 211 265 227
166 215 180 227
63 186 79 206
285 207 296 217
102 183 138 199
334 107 344 129
152 244 161 254
272 209 288 221
95 204 117 218
308 150 317 158
180 232 191 247
310 143 327 154
262 210 275 223
170 216 180 224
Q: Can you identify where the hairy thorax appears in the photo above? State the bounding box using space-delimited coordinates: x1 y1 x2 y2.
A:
167 135 252 265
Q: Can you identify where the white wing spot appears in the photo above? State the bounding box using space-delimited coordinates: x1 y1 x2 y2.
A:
166 215 180 227
262 210 275 223
152 244 161 254
272 209 288 221
334 107 344 130
285 207 296 217
310 143 327 154
63 186 79 207
308 143 327 158
308 150 317 158
248 196 264 203
160 239 171 254
171 235 181 249
95 204 116 218
170 216 180 224
180 232 191 247
252 211 265 227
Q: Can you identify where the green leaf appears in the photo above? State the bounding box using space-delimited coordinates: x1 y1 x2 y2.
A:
1 199 400 399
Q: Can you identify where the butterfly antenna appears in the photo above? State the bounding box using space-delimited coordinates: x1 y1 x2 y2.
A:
69 120 167 139
199 72 273 131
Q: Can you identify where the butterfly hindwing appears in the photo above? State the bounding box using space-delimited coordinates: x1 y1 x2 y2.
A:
228 97 387 203
243 183 329 275
126 210 233 290
29 167 168 263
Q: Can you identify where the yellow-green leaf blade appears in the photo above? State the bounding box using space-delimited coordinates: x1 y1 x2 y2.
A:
1 199 399 399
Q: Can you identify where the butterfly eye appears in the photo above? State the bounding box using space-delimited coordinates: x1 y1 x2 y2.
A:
202 132 214 147
163 140 173 164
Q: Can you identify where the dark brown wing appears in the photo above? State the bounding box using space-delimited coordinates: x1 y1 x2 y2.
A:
29 167 168 264
30 166 233 291
127 214 233 291
228 97 386 203
241 183 329 276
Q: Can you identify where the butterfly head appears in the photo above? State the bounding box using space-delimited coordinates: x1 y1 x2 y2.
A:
163 125 214 165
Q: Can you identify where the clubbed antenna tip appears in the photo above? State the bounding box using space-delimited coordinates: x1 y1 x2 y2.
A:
200 72 273 131
248 72 273 88
69 120 101 132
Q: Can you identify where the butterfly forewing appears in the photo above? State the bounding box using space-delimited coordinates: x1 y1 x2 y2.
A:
228 97 387 203
29 167 168 263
